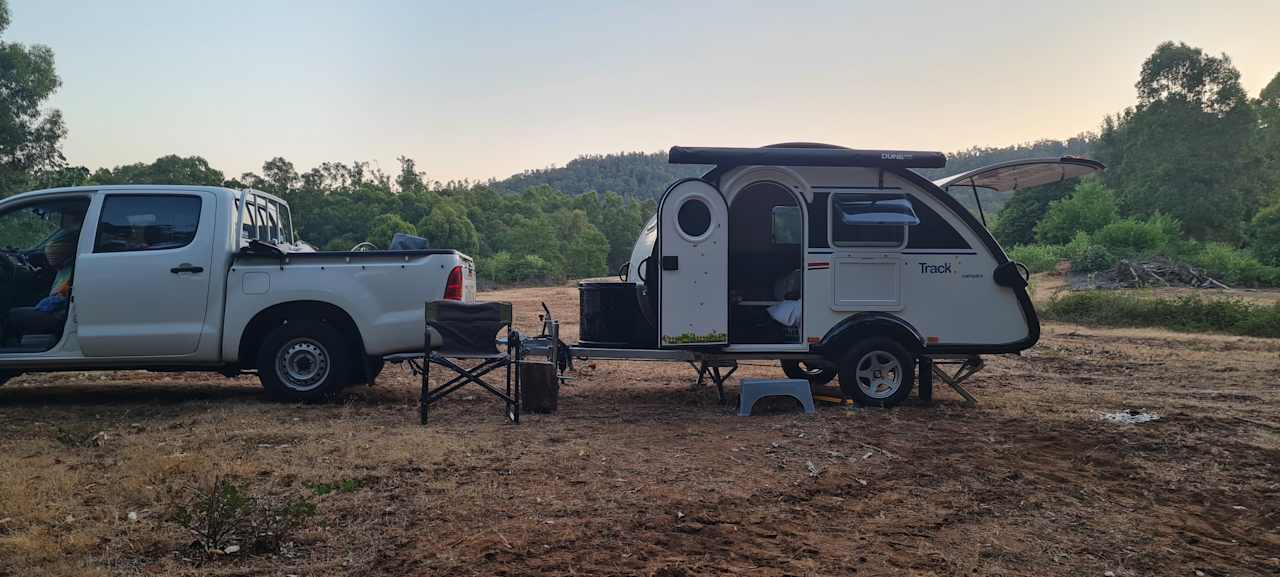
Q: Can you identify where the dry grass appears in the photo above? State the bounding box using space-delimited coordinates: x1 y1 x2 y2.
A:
1 283 1278 576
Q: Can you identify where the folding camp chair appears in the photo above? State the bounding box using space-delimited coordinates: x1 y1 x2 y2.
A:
417 300 521 424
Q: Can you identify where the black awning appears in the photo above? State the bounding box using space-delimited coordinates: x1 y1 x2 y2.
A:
669 145 947 170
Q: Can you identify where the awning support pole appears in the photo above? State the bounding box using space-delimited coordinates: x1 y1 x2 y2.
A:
970 176 987 228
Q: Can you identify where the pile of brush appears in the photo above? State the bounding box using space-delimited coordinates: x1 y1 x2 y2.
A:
1089 258 1229 289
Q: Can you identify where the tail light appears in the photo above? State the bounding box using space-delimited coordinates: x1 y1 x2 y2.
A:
443 265 464 301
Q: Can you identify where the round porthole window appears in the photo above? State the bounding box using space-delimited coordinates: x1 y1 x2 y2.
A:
677 197 712 239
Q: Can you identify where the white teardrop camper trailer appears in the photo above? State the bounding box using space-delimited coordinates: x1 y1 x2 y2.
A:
561 144 1103 407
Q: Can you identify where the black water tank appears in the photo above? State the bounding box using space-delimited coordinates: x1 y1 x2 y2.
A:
520 361 559 414
579 281 654 348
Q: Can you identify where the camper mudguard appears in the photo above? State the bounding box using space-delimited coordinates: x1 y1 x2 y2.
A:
817 313 925 359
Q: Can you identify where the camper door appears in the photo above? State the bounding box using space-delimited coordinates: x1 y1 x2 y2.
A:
658 179 728 347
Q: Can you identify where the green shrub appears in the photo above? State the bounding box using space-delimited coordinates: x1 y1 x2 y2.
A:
509 254 555 283
1055 231 1115 272
1007 244 1062 273
992 180 1075 246
1188 242 1280 287
246 495 317 554
366 213 418 249
1246 202 1280 266
480 251 558 285
1077 244 1116 272
170 478 254 553
1042 292 1280 338
306 478 364 496
169 477 317 555
1093 213 1181 256
479 252 514 284
417 203 480 255
1034 179 1119 244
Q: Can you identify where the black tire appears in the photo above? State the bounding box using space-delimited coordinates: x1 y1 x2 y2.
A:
837 337 915 408
364 357 385 385
780 359 837 386
917 357 933 404
0 370 17 387
257 320 352 402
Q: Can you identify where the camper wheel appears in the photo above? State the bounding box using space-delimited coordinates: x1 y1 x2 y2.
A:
837 338 915 408
780 360 836 386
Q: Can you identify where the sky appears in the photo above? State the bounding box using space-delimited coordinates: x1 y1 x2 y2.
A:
6 0 1280 183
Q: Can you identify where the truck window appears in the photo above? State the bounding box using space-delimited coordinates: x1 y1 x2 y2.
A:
94 195 202 253
241 199 258 241
255 204 270 242
271 200 294 243
830 193 918 248
265 203 282 243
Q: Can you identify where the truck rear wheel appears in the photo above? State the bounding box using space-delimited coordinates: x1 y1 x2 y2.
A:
837 337 914 408
363 357 385 385
257 320 351 402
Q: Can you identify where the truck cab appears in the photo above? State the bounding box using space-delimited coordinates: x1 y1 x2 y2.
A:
0 185 474 400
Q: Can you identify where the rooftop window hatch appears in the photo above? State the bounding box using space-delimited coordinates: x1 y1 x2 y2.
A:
835 195 920 226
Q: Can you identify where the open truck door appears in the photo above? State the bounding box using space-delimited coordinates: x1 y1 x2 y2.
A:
933 156 1105 225
657 179 728 347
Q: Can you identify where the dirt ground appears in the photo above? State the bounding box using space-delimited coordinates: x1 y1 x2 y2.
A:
1 284 1278 577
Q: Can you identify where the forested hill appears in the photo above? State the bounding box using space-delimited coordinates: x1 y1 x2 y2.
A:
492 152 706 199
493 138 1095 200
915 135 1095 180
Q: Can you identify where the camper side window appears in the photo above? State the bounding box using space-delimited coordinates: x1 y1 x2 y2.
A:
830 193 919 248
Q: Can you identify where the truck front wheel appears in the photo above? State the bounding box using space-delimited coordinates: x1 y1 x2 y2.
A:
257 320 351 402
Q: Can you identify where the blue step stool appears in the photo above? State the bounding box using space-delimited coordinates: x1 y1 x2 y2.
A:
738 378 816 416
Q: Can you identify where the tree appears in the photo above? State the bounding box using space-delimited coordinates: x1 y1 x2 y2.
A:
396 156 428 194
556 209 609 278
261 157 300 195
0 0 67 196
1097 42 1258 240
417 203 480 254
89 155 225 186
1247 200 1280 266
991 181 1074 246
494 151 703 200
1255 72 1280 203
366 213 417 249
494 213 564 277
1136 41 1248 114
1034 179 1118 244
593 191 653 271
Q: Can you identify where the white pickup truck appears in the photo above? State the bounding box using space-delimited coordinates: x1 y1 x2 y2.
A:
0 185 474 400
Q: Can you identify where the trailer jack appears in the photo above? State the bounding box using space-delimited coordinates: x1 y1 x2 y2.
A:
928 355 984 405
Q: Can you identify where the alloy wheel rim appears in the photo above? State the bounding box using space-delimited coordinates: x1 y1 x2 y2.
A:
854 351 902 399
